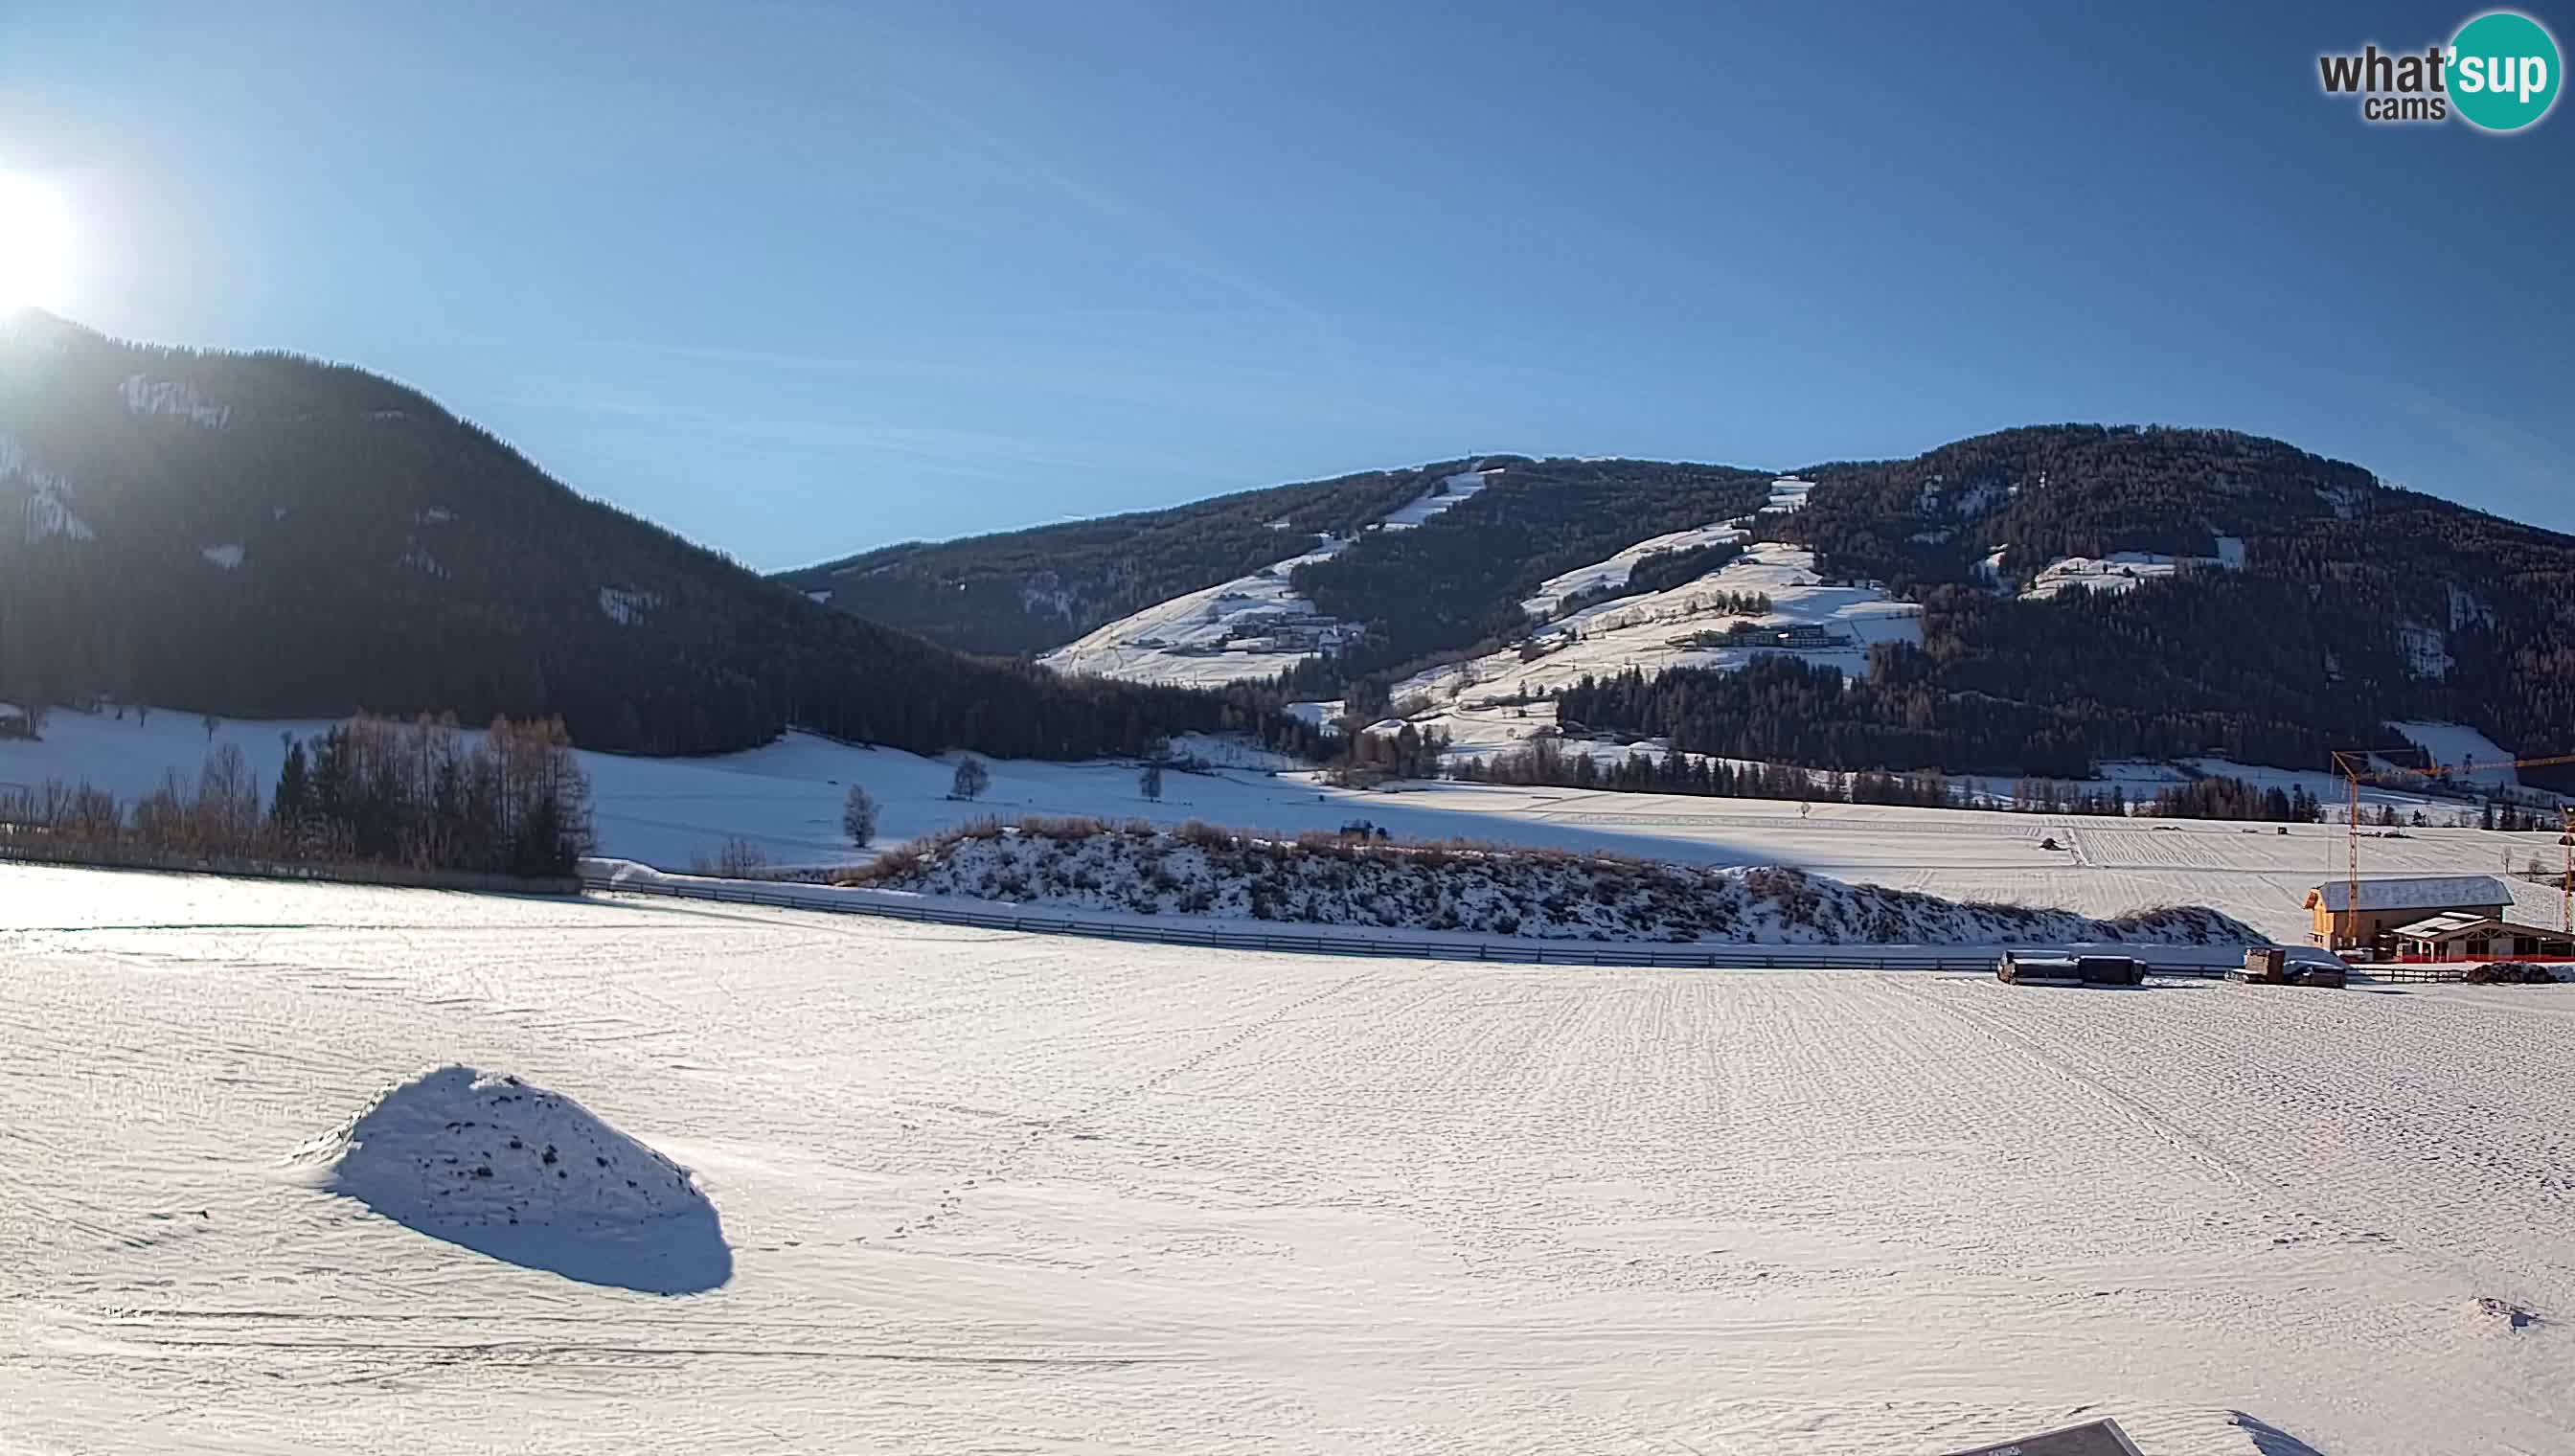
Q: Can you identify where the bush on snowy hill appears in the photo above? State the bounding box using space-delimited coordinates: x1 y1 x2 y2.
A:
832 819 2262 946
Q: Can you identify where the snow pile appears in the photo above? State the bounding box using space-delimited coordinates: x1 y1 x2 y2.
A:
119 374 230 427
843 822 2263 946
296 1066 728 1293
199 543 243 570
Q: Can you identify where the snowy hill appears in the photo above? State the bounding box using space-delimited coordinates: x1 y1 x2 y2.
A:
1398 543 1923 756
787 428 2575 788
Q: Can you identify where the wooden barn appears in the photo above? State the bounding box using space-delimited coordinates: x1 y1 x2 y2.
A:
2303 875 2512 953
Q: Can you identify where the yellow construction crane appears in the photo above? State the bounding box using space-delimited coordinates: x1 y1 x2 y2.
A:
2332 748 2575 936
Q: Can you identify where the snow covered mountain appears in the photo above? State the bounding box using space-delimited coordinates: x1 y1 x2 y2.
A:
0 312 1268 761
783 428 2575 785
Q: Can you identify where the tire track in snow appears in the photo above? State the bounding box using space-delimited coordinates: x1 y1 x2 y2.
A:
885 962 1387 1241
1891 975 2575 1324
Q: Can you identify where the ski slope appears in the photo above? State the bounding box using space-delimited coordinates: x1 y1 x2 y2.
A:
1515 519 1748 619
3 864 2571 1453
1397 544 1923 746
1039 469 1496 687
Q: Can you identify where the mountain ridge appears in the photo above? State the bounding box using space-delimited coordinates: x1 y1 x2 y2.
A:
779 424 2575 782
0 311 1306 761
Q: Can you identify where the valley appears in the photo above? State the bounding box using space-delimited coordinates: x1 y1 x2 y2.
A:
9 705 2566 949
5 864 2570 1454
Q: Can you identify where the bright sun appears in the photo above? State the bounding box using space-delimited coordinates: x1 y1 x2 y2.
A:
0 171 74 314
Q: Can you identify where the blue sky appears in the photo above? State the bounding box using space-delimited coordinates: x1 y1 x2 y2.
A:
5 1 2568 569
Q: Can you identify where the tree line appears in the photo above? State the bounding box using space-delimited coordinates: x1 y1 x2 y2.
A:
2 714 594 876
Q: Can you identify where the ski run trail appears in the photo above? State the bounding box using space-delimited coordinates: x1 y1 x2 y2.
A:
6 866 2574 1452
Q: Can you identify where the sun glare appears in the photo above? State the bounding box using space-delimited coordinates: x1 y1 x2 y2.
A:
0 171 74 315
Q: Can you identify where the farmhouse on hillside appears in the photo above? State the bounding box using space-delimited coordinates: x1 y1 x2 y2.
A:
2388 913 2575 963
2303 875 2513 953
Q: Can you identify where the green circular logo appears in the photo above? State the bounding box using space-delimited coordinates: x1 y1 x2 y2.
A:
2450 11 2562 131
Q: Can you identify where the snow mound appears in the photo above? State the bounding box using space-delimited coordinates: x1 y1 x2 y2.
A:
296 1066 729 1293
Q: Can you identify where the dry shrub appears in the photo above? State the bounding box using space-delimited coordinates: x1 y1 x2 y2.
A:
1173 819 1237 851
1018 813 1104 842
2466 961 2560 985
693 836 772 878
1121 817 1156 839
829 842 926 886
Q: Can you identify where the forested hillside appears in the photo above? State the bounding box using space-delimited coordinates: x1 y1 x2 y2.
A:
16 310 2564 785
0 312 1298 759
767 419 2575 783
1759 425 2575 781
774 465 1464 655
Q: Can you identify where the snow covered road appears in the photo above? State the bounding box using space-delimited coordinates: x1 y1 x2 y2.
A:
3 865 2571 1452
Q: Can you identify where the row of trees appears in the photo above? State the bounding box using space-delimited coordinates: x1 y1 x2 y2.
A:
1442 732 2370 826
2 715 595 876
2148 779 2325 823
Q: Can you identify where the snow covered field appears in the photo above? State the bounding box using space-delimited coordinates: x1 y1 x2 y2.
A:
5 708 2566 945
5 864 2573 1452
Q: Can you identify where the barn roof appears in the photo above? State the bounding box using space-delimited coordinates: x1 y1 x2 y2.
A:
2392 913 2570 943
2390 911 2494 939
2305 875 2513 913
